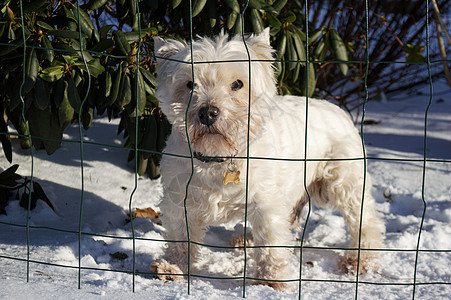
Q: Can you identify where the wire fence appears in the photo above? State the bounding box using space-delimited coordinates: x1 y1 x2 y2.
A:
0 0 450 299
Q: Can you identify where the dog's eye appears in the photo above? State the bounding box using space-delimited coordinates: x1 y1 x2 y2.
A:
186 81 196 90
231 80 243 91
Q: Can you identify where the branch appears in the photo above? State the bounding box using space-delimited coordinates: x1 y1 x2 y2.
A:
431 0 451 43
431 0 451 87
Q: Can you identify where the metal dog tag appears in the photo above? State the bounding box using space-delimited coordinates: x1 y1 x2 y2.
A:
223 160 240 185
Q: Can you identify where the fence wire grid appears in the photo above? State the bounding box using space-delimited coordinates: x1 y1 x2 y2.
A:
0 0 450 299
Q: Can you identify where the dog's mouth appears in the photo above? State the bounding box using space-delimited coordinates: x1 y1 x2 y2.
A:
193 151 227 163
190 124 239 163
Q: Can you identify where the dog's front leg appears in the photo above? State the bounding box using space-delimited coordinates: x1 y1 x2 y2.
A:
247 197 295 291
150 203 205 281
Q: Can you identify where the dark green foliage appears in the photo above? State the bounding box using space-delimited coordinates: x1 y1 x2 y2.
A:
7 0 438 178
0 164 54 215
109 251 129 260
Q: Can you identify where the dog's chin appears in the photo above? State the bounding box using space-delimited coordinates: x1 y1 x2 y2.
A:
190 134 237 164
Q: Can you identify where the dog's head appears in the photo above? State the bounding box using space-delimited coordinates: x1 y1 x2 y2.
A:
154 29 276 162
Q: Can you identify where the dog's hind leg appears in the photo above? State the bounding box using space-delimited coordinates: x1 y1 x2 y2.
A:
318 160 385 274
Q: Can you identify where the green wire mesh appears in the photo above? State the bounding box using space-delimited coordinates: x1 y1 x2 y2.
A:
0 0 449 299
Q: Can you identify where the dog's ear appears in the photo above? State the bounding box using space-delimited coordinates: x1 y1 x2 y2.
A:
247 28 270 46
153 36 186 65
245 28 273 61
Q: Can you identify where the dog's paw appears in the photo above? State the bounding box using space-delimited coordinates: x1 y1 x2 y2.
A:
230 233 254 249
150 259 185 281
252 280 289 291
339 253 376 275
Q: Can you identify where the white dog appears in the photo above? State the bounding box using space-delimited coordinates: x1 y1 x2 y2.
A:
150 28 385 290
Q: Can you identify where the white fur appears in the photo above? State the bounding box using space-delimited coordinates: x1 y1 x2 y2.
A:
150 28 385 290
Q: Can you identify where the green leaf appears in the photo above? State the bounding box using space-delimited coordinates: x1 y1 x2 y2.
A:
110 251 128 260
280 12 296 24
113 30 131 56
147 157 160 179
120 73 132 108
142 115 157 159
99 25 114 39
39 65 64 82
226 11 238 30
77 59 105 78
6 107 31 149
40 35 54 62
106 64 122 107
276 30 287 59
403 43 424 63
272 0 288 11
224 0 240 13
128 0 139 31
300 62 316 97
291 57 301 83
0 165 19 182
139 67 157 88
250 9 264 34
312 35 326 61
88 0 109 10
62 55 75 64
137 151 148 176
123 31 147 42
233 11 243 35
32 181 55 211
58 81 74 130
132 69 147 117
329 29 349 75
104 67 113 98
19 191 33 210
248 0 268 10
267 14 282 28
292 29 306 66
36 21 54 31
171 0 182 9
53 78 66 107
192 0 207 17
67 76 82 113
156 115 171 154
33 78 50 110
23 48 39 93
27 106 63 155
286 33 298 71
82 106 94 130
307 27 323 44
91 39 114 53
71 4 100 43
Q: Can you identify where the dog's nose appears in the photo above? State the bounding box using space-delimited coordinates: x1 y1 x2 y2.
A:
198 106 220 125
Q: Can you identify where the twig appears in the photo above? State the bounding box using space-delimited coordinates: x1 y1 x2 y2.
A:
431 0 451 43
431 0 451 87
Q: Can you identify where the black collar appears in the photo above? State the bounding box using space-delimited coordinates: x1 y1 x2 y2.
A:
193 152 227 163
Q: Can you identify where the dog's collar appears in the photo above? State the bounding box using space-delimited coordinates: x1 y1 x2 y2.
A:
193 152 227 163
192 151 240 185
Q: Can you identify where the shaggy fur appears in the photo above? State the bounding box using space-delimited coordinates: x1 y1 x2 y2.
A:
150 28 385 290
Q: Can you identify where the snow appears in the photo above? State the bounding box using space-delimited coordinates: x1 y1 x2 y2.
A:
1 81 450 299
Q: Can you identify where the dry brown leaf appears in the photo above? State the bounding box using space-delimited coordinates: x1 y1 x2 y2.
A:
132 207 160 219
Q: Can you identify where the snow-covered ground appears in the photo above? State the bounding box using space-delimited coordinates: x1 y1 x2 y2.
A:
0 81 450 299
